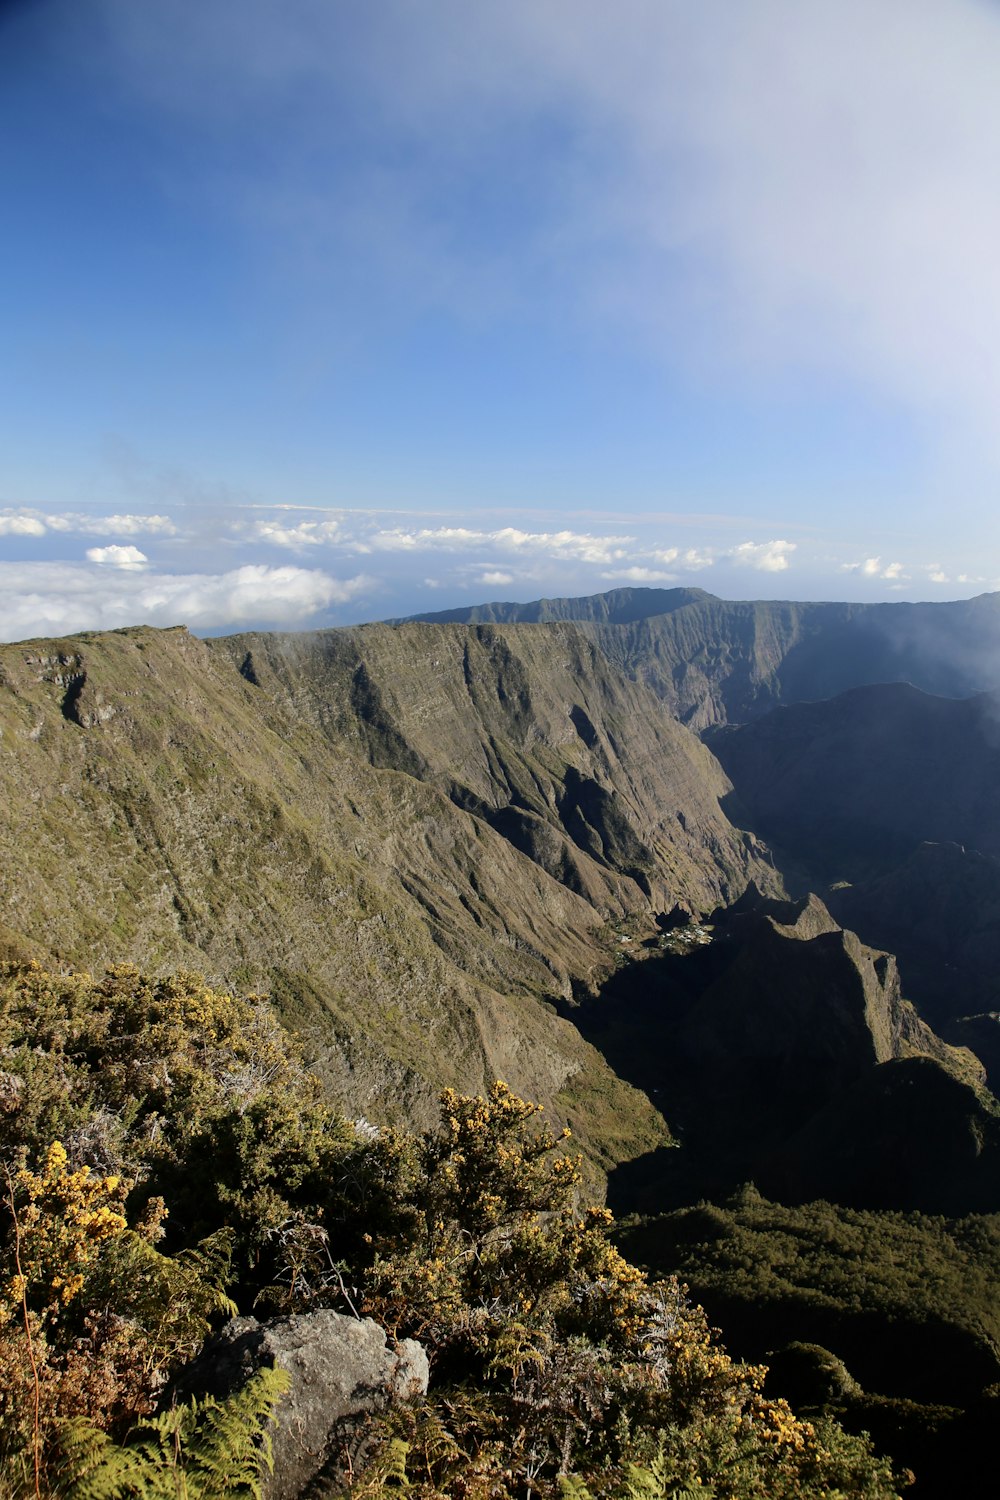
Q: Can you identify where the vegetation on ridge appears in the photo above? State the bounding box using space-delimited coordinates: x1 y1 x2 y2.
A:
0 962 898 1499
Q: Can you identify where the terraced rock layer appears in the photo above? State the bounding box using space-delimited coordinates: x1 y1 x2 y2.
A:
0 619 771 1166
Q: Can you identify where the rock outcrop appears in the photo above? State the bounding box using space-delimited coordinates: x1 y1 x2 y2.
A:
179 1311 428 1500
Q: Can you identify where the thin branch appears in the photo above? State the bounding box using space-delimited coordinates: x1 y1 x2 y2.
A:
4 1165 42 1500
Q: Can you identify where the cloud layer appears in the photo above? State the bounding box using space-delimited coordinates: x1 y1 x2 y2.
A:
91 0 1000 467
0 497 985 641
0 560 372 642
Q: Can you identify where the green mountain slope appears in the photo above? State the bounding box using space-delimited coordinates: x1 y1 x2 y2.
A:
0 619 771 1167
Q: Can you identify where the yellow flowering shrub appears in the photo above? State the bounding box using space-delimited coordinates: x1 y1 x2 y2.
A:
0 1140 234 1491
337 1084 901 1500
1 1142 127 1318
0 961 354 1296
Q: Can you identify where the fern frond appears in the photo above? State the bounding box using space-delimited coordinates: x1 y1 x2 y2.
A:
622 1455 714 1500
173 1230 237 1319
56 1366 289 1500
53 1419 149 1499
375 1437 411 1490
558 1476 594 1500
180 1366 289 1496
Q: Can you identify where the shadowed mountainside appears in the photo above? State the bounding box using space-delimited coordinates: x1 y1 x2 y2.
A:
828 842 1000 1040
566 890 994 1218
708 683 1000 1033
408 586 1000 728
708 683 1000 878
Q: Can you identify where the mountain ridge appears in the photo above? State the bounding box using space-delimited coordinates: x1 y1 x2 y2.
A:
405 585 1000 727
0 617 773 1169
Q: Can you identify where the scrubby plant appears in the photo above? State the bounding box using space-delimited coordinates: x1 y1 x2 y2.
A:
0 962 353 1287
327 1084 901 1499
0 965 902 1499
0 1141 236 1493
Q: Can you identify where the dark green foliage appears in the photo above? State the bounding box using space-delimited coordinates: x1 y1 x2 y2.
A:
0 964 900 1500
617 1195 1000 1494
0 961 355 1279
617 1196 1000 1407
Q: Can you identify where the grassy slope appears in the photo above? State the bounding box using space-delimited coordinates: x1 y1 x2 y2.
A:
0 620 770 1167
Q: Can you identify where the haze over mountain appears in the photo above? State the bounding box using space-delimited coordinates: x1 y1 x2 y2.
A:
409 585 1000 726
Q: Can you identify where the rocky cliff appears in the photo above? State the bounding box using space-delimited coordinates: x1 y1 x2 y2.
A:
410 585 1000 727
0 619 771 1165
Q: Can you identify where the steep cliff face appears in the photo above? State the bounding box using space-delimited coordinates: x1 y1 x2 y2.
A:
213 620 765 915
707 682 1000 879
409 586 1000 727
0 620 771 1165
660 893 977 1177
399 586 710 627
565 890 986 1213
678 904 955 1087
828 842 1000 1030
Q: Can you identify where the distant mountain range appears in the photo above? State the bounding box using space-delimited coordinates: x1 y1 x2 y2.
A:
406 584 1000 725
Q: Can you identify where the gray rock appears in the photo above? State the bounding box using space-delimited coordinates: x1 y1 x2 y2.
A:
180 1310 429 1500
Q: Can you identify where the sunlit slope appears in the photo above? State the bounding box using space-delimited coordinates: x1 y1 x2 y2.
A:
0 620 769 1161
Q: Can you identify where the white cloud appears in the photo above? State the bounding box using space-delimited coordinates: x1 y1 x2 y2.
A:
491 527 634 564
358 524 634 566
0 507 177 538
500 0 1000 465
843 555 909 581
603 566 678 584
86 544 149 570
0 563 373 642
250 518 342 549
362 526 481 554
478 570 514 587
0 511 47 537
929 569 949 583
94 513 178 536
730 540 796 572
680 548 714 571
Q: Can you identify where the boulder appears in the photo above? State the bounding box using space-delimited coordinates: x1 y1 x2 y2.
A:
180 1310 429 1500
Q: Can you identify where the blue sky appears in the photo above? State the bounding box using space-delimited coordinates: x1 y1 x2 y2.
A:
3 0 1000 640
